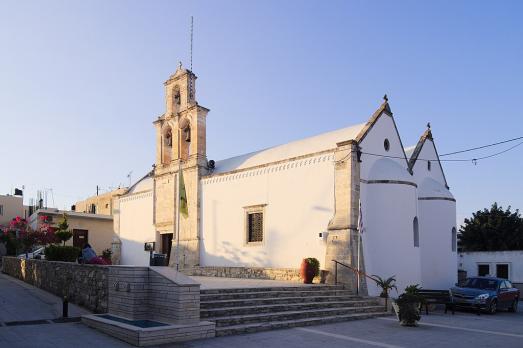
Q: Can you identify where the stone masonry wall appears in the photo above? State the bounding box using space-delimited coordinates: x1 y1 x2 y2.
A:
184 266 305 282
108 266 201 324
1 257 108 313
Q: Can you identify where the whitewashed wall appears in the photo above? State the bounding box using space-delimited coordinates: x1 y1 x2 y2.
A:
200 153 333 269
358 113 422 296
418 200 457 289
119 187 155 266
412 140 457 290
459 251 523 284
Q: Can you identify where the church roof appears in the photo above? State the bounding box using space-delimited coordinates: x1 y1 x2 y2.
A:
212 123 366 174
125 171 154 195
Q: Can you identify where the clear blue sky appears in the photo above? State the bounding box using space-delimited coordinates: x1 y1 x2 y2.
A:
1 0 522 225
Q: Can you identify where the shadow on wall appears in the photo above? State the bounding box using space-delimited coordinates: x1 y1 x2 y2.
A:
210 240 268 267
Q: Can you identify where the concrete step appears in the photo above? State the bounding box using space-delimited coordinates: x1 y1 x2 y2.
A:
208 305 385 327
215 311 391 336
200 285 344 295
201 300 381 318
200 295 369 309
200 289 355 301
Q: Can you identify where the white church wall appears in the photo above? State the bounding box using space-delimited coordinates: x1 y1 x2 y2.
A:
359 114 409 180
413 139 447 187
119 190 155 266
361 182 420 296
201 153 333 269
419 199 457 289
358 113 421 296
411 139 457 290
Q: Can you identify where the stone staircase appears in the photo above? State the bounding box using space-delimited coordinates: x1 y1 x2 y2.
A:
199 285 389 336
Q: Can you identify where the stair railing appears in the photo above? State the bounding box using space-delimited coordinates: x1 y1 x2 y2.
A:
331 259 379 295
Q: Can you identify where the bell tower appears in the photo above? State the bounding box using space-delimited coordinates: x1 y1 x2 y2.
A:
153 62 209 269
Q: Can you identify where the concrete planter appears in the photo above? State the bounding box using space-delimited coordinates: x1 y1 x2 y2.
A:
391 301 420 327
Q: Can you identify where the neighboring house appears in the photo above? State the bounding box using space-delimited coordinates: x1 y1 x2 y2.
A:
29 209 114 255
74 188 127 215
115 64 457 295
459 251 523 291
0 194 24 226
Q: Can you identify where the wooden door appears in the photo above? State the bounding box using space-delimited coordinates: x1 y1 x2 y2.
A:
161 233 173 265
73 229 89 248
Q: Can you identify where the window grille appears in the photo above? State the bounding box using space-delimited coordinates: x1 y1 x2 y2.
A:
248 212 263 243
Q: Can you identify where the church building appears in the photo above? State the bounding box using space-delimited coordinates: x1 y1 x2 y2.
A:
114 64 457 296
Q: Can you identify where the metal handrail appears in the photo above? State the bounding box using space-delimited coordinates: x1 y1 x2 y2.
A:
331 259 379 295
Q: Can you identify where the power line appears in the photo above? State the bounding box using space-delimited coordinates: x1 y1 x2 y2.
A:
359 140 523 164
440 136 523 157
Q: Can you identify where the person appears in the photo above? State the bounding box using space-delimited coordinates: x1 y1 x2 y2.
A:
82 243 96 263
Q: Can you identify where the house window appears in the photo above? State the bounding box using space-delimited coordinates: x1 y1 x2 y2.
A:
384 138 390 151
0 205 3 215
451 227 457 252
427 161 432 171
496 264 509 279
413 217 419 247
245 205 266 244
478 264 490 277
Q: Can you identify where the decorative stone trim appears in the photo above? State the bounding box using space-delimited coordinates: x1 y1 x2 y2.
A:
360 179 417 188
202 152 335 185
119 191 153 203
418 196 456 202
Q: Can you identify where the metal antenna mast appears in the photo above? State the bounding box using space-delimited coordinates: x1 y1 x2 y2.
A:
190 16 194 71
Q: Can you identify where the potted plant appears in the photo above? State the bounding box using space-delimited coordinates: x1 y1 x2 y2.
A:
300 257 320 284
392 284 424 326
372 275 397 310
102 248 113 265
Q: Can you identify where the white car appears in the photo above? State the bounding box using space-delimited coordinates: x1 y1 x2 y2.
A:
17 246 46 259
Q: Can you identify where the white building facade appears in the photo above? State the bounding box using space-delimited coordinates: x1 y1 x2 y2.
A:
115 66 457 295
459 251 523 291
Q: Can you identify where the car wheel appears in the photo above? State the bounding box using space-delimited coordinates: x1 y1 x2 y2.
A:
508 299 518 313
488 299 497 314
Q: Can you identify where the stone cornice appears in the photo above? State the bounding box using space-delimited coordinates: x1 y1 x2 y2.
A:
202 151 335 185
418 196 456 202
360 178 417 188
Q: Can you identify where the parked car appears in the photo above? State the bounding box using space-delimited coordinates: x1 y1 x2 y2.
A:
450 276 519 314
17 246 46 260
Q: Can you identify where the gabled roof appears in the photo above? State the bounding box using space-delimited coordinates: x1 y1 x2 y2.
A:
355 98 411 171
210 98 410 176
212 123 366 174
355 99 393 143
407 128 449 188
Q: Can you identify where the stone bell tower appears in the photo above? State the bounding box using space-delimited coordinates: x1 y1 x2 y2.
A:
153 62 209 269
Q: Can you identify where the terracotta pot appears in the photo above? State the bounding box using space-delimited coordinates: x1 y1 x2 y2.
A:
300 259 316 284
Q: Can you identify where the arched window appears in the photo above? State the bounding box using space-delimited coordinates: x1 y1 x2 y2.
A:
173 86 181 107
162 127 173 164
413 217 419 247
452 227 457 252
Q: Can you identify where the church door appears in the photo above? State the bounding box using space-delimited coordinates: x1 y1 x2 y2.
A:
161 233 173 265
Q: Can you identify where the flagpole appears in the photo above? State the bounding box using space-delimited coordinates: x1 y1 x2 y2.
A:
356 200 362 295
175 159 181 271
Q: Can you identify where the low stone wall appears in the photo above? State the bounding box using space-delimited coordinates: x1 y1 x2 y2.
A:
184 266 305 282
1 256 108 313
108 266 201 324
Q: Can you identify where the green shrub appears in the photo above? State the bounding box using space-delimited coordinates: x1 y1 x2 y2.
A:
45 245 80 262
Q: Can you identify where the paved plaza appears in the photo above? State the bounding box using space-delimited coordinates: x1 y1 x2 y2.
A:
1 273 523 348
